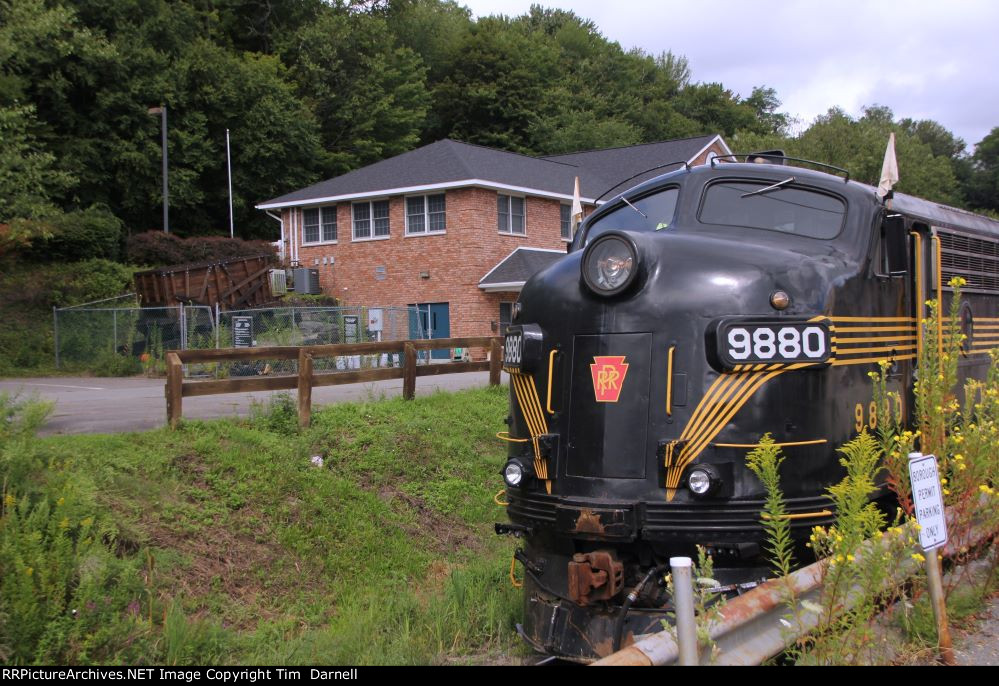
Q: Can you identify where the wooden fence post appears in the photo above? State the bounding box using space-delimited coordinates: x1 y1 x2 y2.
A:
298 349 313 428
489 337 502 386
166 352 183 429
403 342 416 400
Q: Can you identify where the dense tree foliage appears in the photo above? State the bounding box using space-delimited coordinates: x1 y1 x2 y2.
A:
0 0 993 246
733 105 967 205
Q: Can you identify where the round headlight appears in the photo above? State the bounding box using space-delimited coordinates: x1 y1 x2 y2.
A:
504 461 524 487
687 468 713 495
583 234 638 296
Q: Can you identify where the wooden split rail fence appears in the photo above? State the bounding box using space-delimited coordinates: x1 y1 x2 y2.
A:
165 336 503 429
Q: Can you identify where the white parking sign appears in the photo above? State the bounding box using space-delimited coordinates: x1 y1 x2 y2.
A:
908 452 948 551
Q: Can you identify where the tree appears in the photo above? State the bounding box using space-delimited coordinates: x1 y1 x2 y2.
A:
967 127 999 213
281 9 430 175
0 104 74 222
785 106 963 205
431 17 558 152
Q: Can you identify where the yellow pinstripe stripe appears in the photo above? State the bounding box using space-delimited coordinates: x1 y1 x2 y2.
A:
526 376 549 434
830 354 916 366
525 376 551 480
835 344 916 355
516 375 545 438
834 334 916 344
510 376 540 478
836 326 912 335
678 373 752 457
667 368 787 492
678 369 782 473
829 316 916 322
678 372 739 444
671 367 774 483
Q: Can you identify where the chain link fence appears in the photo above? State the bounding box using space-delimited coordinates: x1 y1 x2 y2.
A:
54 302 425 378
215 306 424 377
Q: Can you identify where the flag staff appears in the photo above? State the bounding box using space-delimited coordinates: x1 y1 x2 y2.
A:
226 128 234 238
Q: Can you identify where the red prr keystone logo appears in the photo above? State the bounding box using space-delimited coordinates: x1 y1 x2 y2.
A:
590 356 629 403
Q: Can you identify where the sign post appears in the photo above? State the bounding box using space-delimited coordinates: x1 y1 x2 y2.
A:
908 452 955 665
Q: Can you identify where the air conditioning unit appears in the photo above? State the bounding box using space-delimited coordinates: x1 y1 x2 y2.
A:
294 268 321 295
269 269 287 296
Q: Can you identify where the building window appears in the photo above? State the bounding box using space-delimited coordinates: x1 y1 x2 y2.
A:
499 302 514 334
560 204 572 240
303 206 337 244
498 194 525 234
406 194 446 234
322 207 337 242
353 200 390 240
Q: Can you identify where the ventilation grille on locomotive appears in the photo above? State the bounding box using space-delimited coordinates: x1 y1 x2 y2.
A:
939 230 999 294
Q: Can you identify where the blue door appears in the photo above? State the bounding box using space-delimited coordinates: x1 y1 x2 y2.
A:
410 302 450 360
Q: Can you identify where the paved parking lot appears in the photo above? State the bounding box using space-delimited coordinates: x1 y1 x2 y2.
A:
0 372 504 436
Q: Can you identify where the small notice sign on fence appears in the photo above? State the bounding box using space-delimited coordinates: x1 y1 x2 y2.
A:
343 315 359 344
908 452 948 550
233 316 253 348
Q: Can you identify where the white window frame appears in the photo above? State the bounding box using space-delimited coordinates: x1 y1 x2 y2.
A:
352 199 391 241
498 193 526 235
301 205 338 245
560 203 573 241
405 193 447 236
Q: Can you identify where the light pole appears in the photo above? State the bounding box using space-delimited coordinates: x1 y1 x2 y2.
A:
226 128 234 238
147 105 169 233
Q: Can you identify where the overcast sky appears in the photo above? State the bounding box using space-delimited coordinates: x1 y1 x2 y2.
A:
460 0 999 151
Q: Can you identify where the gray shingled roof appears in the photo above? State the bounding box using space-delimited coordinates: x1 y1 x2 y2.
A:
258 135 726 208
542 134 727 199
478 248 566 290
260 140 604 207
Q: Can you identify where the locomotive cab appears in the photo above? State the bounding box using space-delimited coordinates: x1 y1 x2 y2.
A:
499 159 937 660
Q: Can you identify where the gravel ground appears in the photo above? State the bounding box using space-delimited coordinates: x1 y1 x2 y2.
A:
952 594 999 666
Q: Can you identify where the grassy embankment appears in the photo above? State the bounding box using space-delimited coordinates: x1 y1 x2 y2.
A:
0 386 524 664
0 259 136 377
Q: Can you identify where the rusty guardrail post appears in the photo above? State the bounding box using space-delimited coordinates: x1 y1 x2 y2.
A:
403 342 416 400
489 337 502 386
298 349 313 428
166 351 183 428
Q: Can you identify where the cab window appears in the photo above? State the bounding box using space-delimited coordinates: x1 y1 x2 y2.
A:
699 180 845 239
583 187 679 244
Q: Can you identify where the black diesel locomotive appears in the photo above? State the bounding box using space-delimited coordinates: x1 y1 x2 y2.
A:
497 155 999 660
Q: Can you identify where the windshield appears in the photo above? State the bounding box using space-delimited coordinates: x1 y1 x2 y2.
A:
583 187 679 244
699 180 845 239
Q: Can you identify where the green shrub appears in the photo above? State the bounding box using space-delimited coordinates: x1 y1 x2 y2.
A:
126 231 276 267
92 350 141 377
27 207 124 262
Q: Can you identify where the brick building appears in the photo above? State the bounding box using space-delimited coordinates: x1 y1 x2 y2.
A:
256 135 730 348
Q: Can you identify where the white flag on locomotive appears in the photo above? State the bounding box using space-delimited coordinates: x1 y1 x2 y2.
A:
571 176 584 229
877 132 899 200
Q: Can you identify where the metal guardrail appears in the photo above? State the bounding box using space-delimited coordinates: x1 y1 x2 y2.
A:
165 336 503 428
593 508 993 666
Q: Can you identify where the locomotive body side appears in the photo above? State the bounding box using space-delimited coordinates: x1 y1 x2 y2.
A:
499 161 999 660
